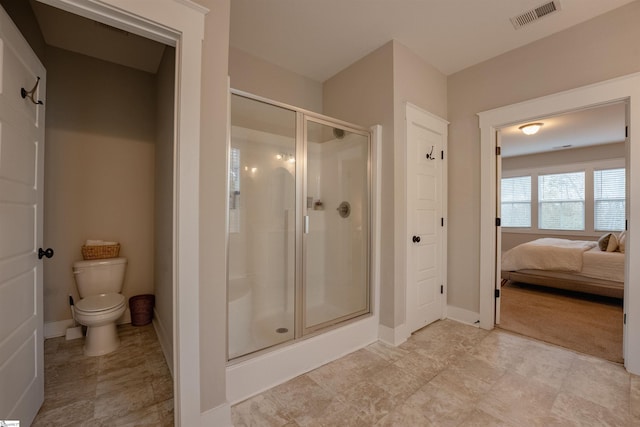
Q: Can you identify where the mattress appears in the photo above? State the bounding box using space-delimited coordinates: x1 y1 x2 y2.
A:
581 246 625 283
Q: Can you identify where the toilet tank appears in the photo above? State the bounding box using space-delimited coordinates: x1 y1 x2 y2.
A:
73 257 127 298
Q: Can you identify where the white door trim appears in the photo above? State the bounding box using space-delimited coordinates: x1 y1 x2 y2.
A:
37 0 209 424
478 72 640 375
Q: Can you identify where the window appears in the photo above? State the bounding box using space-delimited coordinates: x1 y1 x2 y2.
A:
502 159 625 235
538 172 585 230
501 176 531 227
229 147 241 233
594 168 625 231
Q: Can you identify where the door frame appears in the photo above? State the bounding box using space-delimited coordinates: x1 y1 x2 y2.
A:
37 0 208 424
478 72 640 375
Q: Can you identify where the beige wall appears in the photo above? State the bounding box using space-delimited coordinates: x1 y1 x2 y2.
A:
447 1 640 313
43 46 156 322
154 46 175 369
323 41 395 326
391 41 447 326
502 142 625 172
229 46 323 113
324 40 447 328
195 0 231 412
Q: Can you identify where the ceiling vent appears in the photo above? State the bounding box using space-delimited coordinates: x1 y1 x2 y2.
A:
510 1 561 29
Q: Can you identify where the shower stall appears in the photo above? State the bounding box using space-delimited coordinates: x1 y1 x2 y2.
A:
227 91 371 360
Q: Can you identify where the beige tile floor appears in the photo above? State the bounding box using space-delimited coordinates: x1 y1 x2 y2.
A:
32 323 173 426
232 320 640 426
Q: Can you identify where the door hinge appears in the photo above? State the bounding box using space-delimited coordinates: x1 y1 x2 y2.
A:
496 146 501 156
441 150 444 160
496 217 501 227
441 217 444 227
440 285 444 294
495 289 500 298
624 313 627 324
625 126 628 139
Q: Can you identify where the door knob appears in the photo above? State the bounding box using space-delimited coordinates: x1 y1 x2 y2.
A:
412 235 421 243
38 248 54 259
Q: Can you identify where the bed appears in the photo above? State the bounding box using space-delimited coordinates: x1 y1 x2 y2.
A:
501 238 625 298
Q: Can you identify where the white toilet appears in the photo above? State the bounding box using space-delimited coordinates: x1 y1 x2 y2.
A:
72 257 127 356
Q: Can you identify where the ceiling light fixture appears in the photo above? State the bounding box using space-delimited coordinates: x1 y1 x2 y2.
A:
519 123 543 135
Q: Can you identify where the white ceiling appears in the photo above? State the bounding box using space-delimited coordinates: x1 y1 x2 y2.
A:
230 0 636 81
30 0 165 73
500 102 627 158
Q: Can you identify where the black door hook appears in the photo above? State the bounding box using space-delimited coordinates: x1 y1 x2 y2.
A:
38 247 54 259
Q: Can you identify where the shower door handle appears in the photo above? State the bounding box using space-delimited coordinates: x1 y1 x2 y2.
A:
304 215 309 234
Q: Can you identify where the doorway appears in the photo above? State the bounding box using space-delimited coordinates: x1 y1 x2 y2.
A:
496 103 627 362
478 72 640 375
0 0 208 423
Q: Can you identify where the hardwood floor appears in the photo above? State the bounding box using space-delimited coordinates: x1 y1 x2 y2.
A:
499 281 623 363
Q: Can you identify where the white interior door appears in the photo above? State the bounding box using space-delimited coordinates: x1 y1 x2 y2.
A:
406 104 447 333
0 6 46 425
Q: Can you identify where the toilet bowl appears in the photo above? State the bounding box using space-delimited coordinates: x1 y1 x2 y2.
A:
73 257 127 356
74 293 126 356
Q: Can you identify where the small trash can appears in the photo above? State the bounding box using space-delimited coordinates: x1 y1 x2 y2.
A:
129 294 155 326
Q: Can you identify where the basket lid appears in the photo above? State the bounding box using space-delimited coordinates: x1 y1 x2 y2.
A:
73 257 127 269
75 293 125 312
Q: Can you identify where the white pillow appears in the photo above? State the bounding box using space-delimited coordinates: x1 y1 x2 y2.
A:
598 233 618 251
607 233 619 252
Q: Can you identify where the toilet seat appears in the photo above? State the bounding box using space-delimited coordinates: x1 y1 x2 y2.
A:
75 293 126 315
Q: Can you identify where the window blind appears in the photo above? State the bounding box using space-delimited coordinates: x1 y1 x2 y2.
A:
594 168 625 231
501 176 531 227
538 171 585 230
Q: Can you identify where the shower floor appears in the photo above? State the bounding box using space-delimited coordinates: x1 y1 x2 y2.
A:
229 301 352 360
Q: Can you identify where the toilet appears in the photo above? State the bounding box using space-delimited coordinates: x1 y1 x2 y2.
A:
72 257 127 356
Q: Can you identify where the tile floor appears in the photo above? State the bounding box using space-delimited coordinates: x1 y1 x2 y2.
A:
232 319 640 426
32 324 173 426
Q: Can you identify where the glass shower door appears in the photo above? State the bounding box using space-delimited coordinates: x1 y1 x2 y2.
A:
303 119 370 332
227 94 296 359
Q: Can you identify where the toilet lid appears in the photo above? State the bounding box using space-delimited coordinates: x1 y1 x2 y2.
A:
75 293 125 312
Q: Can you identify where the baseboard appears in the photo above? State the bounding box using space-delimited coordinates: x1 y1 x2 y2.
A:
378 323 409 346
446 305 481 327
44 319 75 338
200 402 232 426
152 307 174 377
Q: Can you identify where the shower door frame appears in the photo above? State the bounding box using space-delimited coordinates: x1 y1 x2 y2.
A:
299 115 372 336
228 89 372 359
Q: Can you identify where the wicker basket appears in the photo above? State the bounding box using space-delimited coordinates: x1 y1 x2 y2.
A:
129 294 155 326
81 243 120 260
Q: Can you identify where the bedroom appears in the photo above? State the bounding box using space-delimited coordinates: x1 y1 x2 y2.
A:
498 101 627 362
